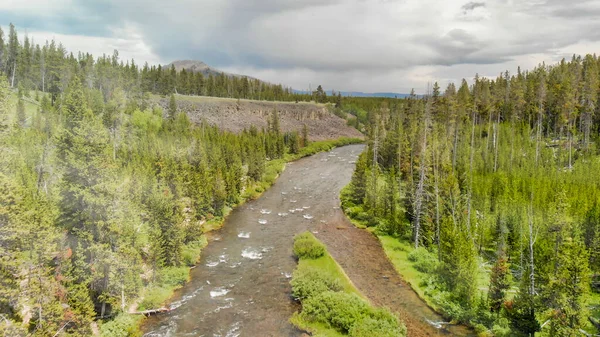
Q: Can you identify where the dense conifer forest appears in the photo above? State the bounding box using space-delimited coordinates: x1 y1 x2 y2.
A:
0 24 358 336
342 55 600 336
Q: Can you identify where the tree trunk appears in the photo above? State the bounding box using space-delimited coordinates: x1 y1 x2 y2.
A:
433 135 441 260
494 112 500 172
11 60 16 88
467 110 476 234
414 101 430 248
528 206 536 296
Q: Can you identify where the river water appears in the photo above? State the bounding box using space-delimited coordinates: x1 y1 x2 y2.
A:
142 144 472 337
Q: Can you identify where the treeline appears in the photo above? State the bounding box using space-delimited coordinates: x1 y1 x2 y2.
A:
0 64 325 336
0 24 342 103
344 54 600 336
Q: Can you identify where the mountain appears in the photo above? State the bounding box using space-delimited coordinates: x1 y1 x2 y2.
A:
166 60 254 79
169 61 409 97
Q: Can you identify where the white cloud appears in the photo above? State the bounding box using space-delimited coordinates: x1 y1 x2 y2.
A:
24 24 163 66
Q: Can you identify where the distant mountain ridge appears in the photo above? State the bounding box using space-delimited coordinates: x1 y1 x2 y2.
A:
169 60 409 98
166 60 254 79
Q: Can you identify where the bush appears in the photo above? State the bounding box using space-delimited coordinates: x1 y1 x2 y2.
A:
407 247 439 273
138 286 171 310
158 266 189 287
349 317 406 337
293 232 325 259
302 291 405 335
182 239 206 266
302 291 370 332
100 314 141 337
291 268 342 300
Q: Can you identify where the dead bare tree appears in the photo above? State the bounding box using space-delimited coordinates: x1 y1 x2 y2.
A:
413 98 430 248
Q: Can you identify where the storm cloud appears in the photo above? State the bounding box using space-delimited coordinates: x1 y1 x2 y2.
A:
2 0 599 93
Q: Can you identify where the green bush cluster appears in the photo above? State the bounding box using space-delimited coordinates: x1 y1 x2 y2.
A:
100 314 141 337
291 268 342 300
158 266 189 287
293 232 326 259
138 286 172 311
291 231 406 337
302 291 405 336
407 247 439 273
349 317 405 337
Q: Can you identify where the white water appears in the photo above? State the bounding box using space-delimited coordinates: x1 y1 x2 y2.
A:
210 287 230 298
241 248 263 260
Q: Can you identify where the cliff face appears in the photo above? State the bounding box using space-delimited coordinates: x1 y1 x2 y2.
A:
159 96 364 141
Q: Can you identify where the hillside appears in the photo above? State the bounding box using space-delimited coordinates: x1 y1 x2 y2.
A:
166 60 252 79
159 95 365 141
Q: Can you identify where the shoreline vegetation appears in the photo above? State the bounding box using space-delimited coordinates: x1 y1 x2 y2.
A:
340 183 486 330
289 232 407 337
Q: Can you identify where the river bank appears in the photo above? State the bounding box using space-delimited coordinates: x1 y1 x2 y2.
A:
337 185 476 336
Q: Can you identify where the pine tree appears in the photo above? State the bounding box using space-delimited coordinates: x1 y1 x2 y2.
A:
350 151 368 204
506 265 540 336
169 93 177 120
0 75 10 133
302 123 309 148
488 252 511 313
546 234 591 335
16 96 25 127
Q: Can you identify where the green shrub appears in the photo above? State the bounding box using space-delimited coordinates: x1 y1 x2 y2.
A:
159 266 189 287
291 268 342 300
100 314 141 337
302 291 370 332
349 317 406 337
182 239 206 266
301 291 404 335
293 232 326 259
407 247 438 273
138 286 171 310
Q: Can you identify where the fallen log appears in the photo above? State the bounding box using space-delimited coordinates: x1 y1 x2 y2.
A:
130 307 171 316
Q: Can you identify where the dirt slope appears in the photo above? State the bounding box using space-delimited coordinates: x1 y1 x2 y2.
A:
158 95 364 141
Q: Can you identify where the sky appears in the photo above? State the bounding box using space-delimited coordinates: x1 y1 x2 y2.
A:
1 0 599 94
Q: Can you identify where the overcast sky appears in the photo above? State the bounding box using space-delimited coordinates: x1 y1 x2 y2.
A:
1 0 599 93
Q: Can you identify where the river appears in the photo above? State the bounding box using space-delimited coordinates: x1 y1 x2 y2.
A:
142 144 473 337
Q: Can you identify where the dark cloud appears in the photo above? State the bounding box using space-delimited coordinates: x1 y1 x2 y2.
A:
461 1 485 12
3 0 600 92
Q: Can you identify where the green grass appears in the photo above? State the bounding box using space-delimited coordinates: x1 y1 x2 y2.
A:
378 235 491 313
377 236 438 309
